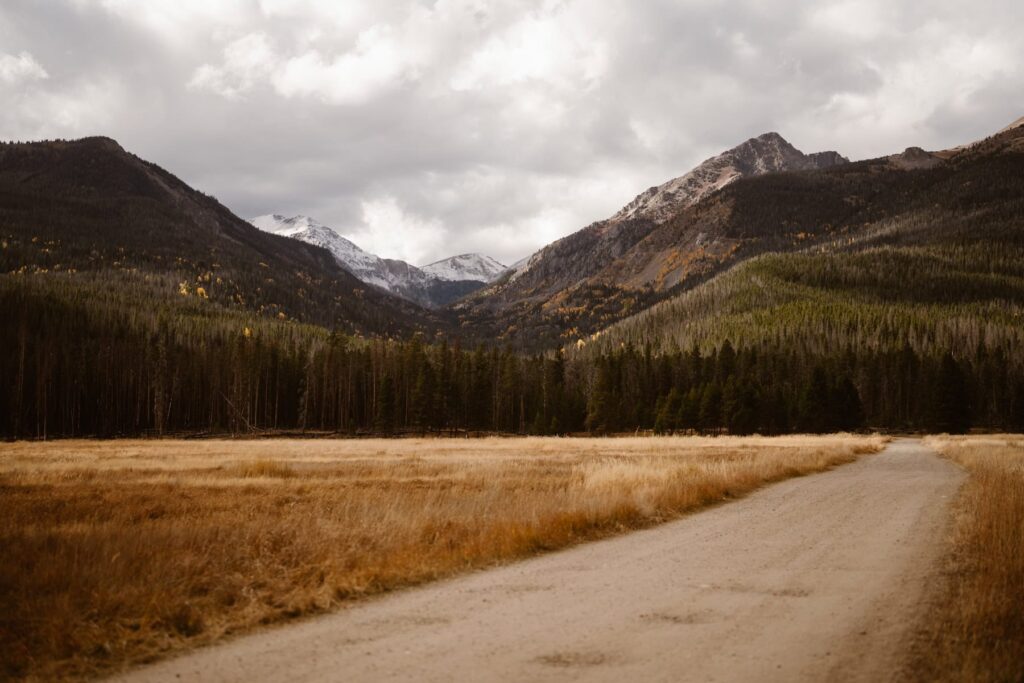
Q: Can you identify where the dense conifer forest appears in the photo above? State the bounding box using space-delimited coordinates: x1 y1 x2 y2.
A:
4 268 1021 439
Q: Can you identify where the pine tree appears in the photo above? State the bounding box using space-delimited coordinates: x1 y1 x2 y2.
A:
1010 380 1024 432
699 382 723 434
798 366 830 433
726 382 759 436
409 362 435 431
375 375 396 433
931 352 971 434
678 388 701 433
831 375 865 431
586 360 615 434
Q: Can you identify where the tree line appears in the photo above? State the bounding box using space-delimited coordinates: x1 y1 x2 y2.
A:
3 273 1021 439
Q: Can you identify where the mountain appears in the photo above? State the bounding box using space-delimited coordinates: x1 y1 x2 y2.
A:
611 132 848 223
251 214 404 292
251 214 505 309
421 253 507 282
453 132 849 348
0 137 438 336
576 119 1024 359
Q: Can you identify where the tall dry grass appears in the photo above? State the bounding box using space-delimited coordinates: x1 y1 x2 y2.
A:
0 435 884 681
913 436 1024 682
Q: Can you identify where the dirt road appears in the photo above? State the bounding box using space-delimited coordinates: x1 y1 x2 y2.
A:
111 439 962 683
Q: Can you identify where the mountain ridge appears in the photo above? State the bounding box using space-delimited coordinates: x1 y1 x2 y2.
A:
3 119 1024 443
421 253 506 282
0 138 438 335
612 132 848 223
251 214 505 308
451 131 851 347
574 119 1024 356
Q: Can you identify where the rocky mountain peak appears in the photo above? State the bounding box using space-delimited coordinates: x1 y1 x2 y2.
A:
77 136 125 152
612 132 848 223
888 146 943 170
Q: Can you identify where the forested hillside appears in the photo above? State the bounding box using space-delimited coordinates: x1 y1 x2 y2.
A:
5 268 1020 438
0 138 438 336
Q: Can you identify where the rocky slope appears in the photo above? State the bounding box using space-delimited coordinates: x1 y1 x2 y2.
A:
612 132 847 223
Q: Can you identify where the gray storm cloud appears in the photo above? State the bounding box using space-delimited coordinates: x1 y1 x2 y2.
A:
1 0 1022 264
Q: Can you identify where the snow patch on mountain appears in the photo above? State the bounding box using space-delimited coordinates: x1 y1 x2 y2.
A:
421 253 506 282
252 214 392 289
251 214 503 308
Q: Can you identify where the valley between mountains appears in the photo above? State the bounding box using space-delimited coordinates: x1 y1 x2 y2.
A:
250 213 507 309
5 2 1024 681
3 117 1024 438
3 117 1024 682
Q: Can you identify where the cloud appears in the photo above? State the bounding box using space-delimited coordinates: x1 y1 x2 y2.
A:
271 26 414 104
0 47 125 140
189 26 417 104
449 11 608 92
346 196 447 265
188 33 275 98
0 52 49 86
807 0 894 41
2 0 1023 265
68 0 250 45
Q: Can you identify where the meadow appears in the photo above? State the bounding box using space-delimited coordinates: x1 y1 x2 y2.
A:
0 435 883 680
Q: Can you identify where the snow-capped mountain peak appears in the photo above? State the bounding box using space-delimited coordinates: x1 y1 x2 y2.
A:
251 213 387 287
251 214 321 238
251 214 504 308
421 253 507 282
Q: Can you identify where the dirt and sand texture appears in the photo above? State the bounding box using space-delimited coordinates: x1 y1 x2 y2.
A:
0 435 883 681
98 439 964 682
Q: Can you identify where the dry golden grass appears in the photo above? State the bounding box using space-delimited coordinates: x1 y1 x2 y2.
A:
912 436 1024 682
0 435 884 681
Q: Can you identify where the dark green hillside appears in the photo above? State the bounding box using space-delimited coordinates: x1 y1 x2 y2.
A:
582 243 1024 357
0 137 437 336
1 270 565 438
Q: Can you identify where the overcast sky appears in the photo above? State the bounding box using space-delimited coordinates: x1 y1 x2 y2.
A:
2 1 1022 265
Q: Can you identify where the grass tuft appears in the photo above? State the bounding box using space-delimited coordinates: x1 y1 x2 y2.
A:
232 459 295 478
